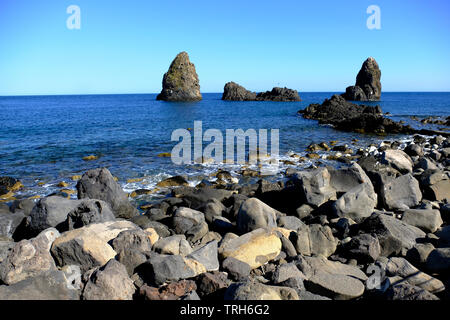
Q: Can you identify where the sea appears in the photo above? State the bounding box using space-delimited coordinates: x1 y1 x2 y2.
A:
1 92 449 205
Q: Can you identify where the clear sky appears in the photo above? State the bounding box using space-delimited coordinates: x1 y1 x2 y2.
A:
1 0 449 95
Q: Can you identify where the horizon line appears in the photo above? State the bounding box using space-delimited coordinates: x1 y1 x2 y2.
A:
1 91 450 98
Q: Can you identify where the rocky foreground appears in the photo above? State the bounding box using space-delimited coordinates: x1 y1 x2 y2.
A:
1 134 450 300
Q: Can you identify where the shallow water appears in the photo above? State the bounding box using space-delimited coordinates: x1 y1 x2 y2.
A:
0 92 449 199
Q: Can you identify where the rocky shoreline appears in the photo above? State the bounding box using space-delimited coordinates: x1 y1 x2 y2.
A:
1 132 449 300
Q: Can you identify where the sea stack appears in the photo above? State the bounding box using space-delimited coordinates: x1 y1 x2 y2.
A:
156 52 202 102
343 57 381 101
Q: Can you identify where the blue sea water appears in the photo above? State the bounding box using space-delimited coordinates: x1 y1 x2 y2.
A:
0 92 449 200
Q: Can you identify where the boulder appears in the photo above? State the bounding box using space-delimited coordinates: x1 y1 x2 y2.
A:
386 257 444 293
401 209 443 233
172 187 233 210
195 271 230 297
295 255 367 300
0 228 60 285
0 270 79 300
386 283 439 300
186 240 219 272
139 280 196 300
221 257 251 281
0 240 14 264
156 176 189 188
359 213 426 257
426 248 450 274
428 179 450 201
82 259 135 300
172 207 208 242
272 263 305 284
76 168 138 219
342 233 381 263
308 224 338 258
156 51 202 101
51 220 139 272
381 150 413 173
0 211 25 240
222 82 257 101
237 198 278 233
332 183 377 221
219 228 282 269
294 168 336 207
153 235 192 256
63 199 115 231
380 174 422 210
343 86 367 101
111 229 153 254
224 281 299 300
201 198 225 224
141 254 206 286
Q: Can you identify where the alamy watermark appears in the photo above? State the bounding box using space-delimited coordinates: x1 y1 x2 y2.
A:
367 5 381 30
66 5 81 30
170 121 280 176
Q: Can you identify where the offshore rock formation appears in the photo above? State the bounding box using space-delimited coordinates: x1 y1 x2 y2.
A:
222 82 301 102
299 94 412 135
222 82 257 101
343 57 382 101
156 52 202 102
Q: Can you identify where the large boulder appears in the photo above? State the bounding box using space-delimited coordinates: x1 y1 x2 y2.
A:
386 257 444 294
381 150 413 173
0 270 79 300
332 182 377 221
380 174 422 210
156 51 202 101
401 209 443 233
153 235 192 256
294 168 336 207
186 240 219 272
342 233 381 263
82 259 135 300
219 228 282 269
51 220 139 272
222 82 257 101
141 254 207 286
172 207 208 242
343 57 381 101
76 168 138 219
295 255 367 300
0 228 60 285
224 281 299 300
237 198 278 233
0 211 25 240
359 213 426 257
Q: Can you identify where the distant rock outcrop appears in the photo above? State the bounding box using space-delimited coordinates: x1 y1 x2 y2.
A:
222 82 257 101
256 87 301 102
157 52 202 102
343 57 381 101
222 83 301 102
298 94 412 135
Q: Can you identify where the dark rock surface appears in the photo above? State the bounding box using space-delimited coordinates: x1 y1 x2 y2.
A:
343 57 382 101
156 52 202 102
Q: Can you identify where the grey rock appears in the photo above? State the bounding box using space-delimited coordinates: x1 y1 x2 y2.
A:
386 282 439 300
222 257 251 281
156 51 202 102
187 240 219 272
76 167 138 219
294 168 336 207
201 198 225 224
332 182 377 221
64 199 115 231
224 281 299 300
0 211 25 240
380 174 422 210
111 229 153 254
222 82 257 101
401 209 443 233
308 224 338 258
0 228 60 285
0 270 79 300
381 150 413 173
153 235 192 256
359 213 426 257
82 259 135 300
272 263 305 284
406 243 435 266
343 233 381 263
426 248 450 274
237 198 277 233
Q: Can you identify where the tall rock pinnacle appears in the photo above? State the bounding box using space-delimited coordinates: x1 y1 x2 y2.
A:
156 52 202 102
344 57 382 101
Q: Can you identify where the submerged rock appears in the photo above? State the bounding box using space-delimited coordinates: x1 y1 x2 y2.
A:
157 52 202 102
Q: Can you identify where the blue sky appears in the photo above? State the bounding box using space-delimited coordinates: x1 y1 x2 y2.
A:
0 0 449 95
